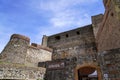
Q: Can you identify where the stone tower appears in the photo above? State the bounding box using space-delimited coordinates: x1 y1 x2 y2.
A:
42 35 48 47
96 0 120 51
97 0 120 79
0 34 30 64
0 34 52 80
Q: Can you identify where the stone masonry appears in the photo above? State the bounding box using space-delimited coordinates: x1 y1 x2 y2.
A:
1 0 120 80
0 34 52 80
97 0 120 52
40 25 100 80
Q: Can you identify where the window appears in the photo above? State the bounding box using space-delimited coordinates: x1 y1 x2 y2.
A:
66 34 69 38
55 36 60 40
76 31 80 35
111 12 114 17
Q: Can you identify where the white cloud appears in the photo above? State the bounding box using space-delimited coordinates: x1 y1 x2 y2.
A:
50 10 75 28
0 0 103 51
33 0 100 43
37 0 99 29
39 0 99 12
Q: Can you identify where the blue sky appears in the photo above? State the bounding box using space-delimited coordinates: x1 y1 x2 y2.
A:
0 0 104 52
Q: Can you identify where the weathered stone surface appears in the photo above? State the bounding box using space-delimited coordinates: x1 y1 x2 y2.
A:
98 48 120 80
39 24 99 80
0 62 46 80
41 56 98 80
43 58 76 80
97 0 120 52
0 67 45 80
0 34 52 67
1 0 120 80
26 46 52 67
47 25 96 60
0 34 29 64
0 34 52 80
92 14 103 38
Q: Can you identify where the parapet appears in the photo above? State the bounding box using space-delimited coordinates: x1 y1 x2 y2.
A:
0 34 52 65
30 43 53 52
92 14 103 26
47 25 94 48
92 14 103 38
10 34 30 42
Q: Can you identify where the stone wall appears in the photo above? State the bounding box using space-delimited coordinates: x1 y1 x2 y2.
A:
0 34 52 67
0 34 52 80
44 58 76 80
41 25 99 80
26 43 52 67
47 25 97 60
39 55 99 80
92 14 103 38
0 34 30 64
98 48 120 80
0 63 46 80
97 0 120 52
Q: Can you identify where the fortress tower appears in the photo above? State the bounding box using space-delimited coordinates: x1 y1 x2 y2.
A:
97 0 120 51
0 0 120 80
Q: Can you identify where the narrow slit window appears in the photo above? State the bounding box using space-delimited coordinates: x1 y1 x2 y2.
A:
66 34 69 38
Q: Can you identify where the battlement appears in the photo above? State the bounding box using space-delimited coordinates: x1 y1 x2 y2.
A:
30 43 53 52
0 34 52 66
10 34 52 52
11 34 30 42
47 24 94 48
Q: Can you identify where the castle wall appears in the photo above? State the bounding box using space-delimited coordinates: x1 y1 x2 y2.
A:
39 56 100 80
92 14 103 38
0 64 46 80
47 25 97 60
98 48 120 80
0 34 30 64
0 34 52 80
95 1 120 80
41 25 100 80
97 0 120 51
43 58 76 80
1 1 120 80
0 34 52 67
26 43 52 67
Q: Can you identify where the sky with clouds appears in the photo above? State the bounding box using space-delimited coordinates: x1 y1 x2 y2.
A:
0 0 105 52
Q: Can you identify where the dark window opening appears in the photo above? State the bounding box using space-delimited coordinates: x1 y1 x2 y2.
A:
76 31 80 35
111 13 114 17
55 36 60 40
66 34 69 37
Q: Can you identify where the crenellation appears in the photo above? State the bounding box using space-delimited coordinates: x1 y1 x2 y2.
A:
47 25 94 48
11 34 30 42
30 43 53 52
